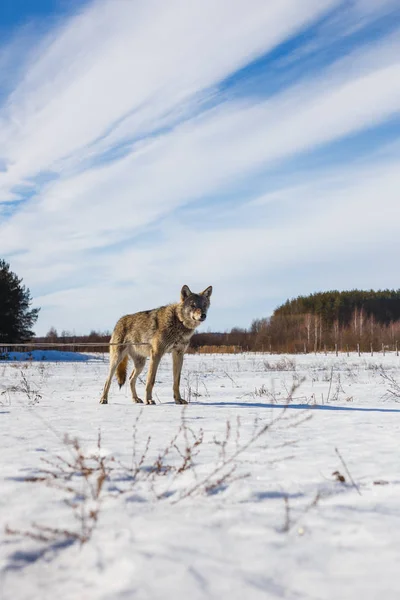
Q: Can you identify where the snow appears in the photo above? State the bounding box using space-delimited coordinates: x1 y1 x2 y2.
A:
0 350 100 362
1 351 400 599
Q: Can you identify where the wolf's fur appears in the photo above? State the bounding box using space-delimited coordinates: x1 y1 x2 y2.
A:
100 285 212 405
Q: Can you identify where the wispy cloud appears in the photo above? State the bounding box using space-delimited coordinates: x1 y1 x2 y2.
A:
0 0 399 333
0 0 337 193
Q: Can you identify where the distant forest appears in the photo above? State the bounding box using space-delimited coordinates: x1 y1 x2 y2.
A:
193 289 400 353
20 289 400 354
274 290 400 326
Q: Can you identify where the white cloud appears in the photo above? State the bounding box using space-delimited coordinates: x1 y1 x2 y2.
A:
2 30 399 260
0 0 339 198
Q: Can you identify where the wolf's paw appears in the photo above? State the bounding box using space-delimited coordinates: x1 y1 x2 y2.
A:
132 397 143 404
175 398 188 405
99 397 108 404
145 399 156 405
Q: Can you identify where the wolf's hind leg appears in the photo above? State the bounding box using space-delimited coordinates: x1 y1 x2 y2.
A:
145 350 162 405
100 347 126 404
129 354 146 403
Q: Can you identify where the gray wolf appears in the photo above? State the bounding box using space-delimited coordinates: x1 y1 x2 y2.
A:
100 285 212 405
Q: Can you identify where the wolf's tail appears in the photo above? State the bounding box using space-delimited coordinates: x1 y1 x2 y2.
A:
116 355 128 388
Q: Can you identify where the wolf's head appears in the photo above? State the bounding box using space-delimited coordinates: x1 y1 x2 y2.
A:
179 284 212 328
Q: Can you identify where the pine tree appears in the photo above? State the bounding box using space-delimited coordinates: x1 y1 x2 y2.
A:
0 260 40 342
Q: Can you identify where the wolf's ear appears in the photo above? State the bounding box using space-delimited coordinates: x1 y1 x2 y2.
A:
180 285 192 301
201 285 213 299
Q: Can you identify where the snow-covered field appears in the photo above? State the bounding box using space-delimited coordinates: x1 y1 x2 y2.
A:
1 351 400 600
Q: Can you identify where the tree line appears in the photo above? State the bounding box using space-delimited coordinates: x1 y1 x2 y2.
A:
274 289 400 327
192 290 400 353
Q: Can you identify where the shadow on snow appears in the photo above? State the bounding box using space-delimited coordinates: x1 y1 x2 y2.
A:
191 401 400 413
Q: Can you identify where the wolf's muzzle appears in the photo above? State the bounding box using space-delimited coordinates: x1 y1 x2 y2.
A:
200 313 207 321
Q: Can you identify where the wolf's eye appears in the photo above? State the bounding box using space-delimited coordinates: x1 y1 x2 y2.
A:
190 302 196 308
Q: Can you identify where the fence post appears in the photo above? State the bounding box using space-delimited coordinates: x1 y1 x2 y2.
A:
357 343 360 357
335 343 338 357
370 343 373 357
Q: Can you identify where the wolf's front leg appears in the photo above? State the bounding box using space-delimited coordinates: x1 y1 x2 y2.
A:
145 350 162 405
172 349 187 404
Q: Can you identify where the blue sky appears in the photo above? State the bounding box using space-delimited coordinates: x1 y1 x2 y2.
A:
0 0 399 335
